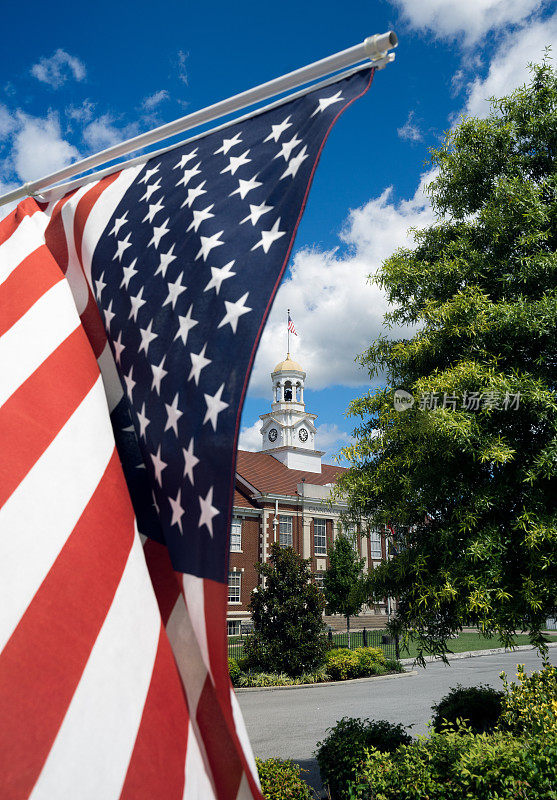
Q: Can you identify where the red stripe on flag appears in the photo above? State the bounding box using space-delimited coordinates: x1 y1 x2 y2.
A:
0 326 100 508
196 677 244 800
43 192 78 277
119 626 189 800
0 246 64 338
144 540 182 626
0 449 135 800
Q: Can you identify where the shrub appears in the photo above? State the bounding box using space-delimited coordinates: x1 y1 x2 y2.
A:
315 717 411 800
256 757 314 800
431 684 504 734
499 662 557 736
325 647 394 681
236 672 295 688
228 657 241 685
349 726 557 800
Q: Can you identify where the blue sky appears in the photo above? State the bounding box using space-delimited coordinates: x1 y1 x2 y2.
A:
1 0 556 462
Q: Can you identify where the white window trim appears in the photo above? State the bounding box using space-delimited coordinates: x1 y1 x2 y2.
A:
228 570 242 604
230 516 242 553
314 518 327 556
279 514 293 548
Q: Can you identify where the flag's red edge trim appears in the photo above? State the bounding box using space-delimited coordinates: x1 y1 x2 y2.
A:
224 66 376 569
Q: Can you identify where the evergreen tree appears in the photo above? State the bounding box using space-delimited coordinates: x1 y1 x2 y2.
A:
338 60 557 662
323 534 368 633
245 544 326 676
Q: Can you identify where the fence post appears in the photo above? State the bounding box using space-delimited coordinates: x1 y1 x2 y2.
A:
395 633 400 661
363 628 367 647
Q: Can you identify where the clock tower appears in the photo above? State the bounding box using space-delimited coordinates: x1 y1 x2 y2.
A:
259 353 324 473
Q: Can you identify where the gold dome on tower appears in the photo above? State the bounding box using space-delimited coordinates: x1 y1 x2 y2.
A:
272 353 304 373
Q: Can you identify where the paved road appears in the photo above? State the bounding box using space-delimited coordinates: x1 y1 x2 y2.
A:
238 647 557 796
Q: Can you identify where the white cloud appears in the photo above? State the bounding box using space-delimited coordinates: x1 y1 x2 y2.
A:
82 115 139 152
247 173 435 397
0 105 16 137
393 0 546 44
397 110 423 142
177 50 189 85
30 49 86 88
142 90 170 110
66 100 95 124
238 419 262 451
12 112 79 182
462 11 557 116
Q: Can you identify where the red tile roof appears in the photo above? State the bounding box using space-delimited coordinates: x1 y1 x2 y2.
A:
233 487 258 509
236 450 346 497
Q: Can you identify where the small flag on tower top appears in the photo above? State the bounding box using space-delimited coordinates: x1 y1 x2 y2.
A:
288 312 298 336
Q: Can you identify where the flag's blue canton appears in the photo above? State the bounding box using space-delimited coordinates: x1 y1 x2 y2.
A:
91 68 373 582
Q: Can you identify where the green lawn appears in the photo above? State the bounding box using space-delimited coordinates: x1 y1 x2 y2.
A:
399 631 557 660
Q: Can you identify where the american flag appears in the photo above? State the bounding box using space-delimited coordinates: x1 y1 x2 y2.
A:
0 66 374 799
287 313 298 336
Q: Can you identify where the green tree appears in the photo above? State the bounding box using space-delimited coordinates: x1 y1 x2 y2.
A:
244 543 326 676
323 534 368 634
338 59 557 662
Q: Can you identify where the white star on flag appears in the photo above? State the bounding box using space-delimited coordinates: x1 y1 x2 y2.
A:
188 343 211 385
151 355 168 395
129 286 146 321
124 365 136 399
229 175 262 200
137 402 150 438
148 218 170 249
142 198 165 224
174 304 198 345
218 292 252 333
221 150 251 176
138 165 159 184
187 204 215 233
264 115 292 142
240 202 273 226
150 445 167 485
181 181 207 208
173 148 198 170
140 178 162 202
113 232 132 262
120 258 138 290
164 393 183 436
108 211 128 237
138 320 158 355
281 146 309 179
203 383 228 430
154 244 177 278
311 90 344 116
182 438 199 484
203 261 236 295
274 134 302 161
103 300 115 331
95 271 106 299
251 218 286 253
196 230 224 261
163 272 187 309
169 490 185 534
175 162 202 189
198 486 219 537
214 132 242 155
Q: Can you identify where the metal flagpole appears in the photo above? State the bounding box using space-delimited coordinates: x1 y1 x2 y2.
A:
287 309 290 355
0 31 397 208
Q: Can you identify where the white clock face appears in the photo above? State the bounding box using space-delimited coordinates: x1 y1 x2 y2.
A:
299 427 308 442
268 428 278 442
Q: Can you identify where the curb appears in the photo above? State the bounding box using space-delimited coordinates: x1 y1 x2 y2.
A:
235 669 418 693
399 640 557 666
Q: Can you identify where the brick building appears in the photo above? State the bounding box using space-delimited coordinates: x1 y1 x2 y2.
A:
227 353 390 635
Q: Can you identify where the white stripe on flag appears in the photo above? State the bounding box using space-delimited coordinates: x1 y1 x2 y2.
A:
230 689 259 785
30 529 161 800
0 376 114 652
166 594 210 715
182 720 216 800
79 166 143 287
0 212 49 287
97 339 124 412
0 279 80 407
181 573 211 672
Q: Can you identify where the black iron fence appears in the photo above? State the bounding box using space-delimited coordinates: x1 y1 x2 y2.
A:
227 628 400 663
